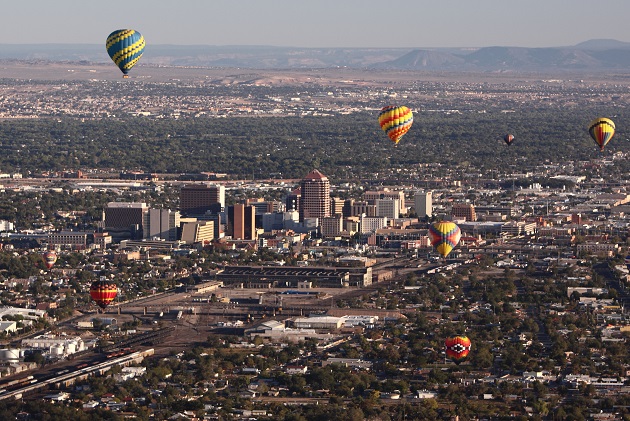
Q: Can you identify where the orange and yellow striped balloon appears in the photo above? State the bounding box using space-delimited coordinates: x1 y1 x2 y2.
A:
378 105 413 144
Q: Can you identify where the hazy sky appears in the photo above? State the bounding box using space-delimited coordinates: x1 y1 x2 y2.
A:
3 0 630 48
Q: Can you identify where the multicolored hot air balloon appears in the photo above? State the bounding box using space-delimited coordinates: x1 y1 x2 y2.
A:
90 280 118 309
378 105 413 145
43 251 57 270
106 29 145 78
445 335 471 364
503 134 515 146
428 221 461 259
588 117 615 152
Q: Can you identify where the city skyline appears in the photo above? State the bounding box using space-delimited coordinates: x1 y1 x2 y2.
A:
2 1 630 48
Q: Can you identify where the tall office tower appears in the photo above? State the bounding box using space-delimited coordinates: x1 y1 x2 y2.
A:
342 199 354 218
285 188 301 212
299 169 330 222
246 198 281 214
375 198 400 219
104 202 148 241
179 184 225 216
351 201 377 217
321 215 343 238
330 197 345 216
227 204 256 240
452 203 477 221
414 191 433 218
143 209 181 241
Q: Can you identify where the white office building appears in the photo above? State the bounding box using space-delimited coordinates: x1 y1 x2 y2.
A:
414 191 432 218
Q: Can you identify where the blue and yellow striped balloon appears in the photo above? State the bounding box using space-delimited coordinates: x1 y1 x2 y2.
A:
106 29 145 77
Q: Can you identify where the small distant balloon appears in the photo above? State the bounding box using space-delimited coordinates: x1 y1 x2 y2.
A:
43 251 57 270
445 335 472 364
378 105 413 145
588 117 615 152
106 29 145 78
428 221 461 259
503 134 515 146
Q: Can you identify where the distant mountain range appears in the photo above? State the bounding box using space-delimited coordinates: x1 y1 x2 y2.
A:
1 39 630 71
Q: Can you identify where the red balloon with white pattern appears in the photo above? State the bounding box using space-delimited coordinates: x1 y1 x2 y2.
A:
445 335 471 364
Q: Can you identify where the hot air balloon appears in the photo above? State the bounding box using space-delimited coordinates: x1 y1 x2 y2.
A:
43 251 57 270
106 29 145 78
428 221 461 259
445 335 471 364
588 117 615 152
503 134 515 146
90 280 118 309
378 105 413 145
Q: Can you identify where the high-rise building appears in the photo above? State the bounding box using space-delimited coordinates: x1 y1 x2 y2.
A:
375 199 400 219
104 202 148 241
246 198 280 214
181 221 215 244
452 203 476 221
330 197 345 216
227 204 256 240
143 209 180 241
360 215 388 234
321 215 343 238
414 191 433 218
285 188 301 212
364 189 405 214
351 201 376 217
180 184 225 216
299 169 330 222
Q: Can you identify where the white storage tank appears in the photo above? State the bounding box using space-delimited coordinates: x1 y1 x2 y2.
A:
0 348 21 361
66 342 77 354
50 344 64 357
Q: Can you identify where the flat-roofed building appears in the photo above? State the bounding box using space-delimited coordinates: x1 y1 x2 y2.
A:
452 203 476 221
414 191 432 218
181 221 215 244
143 209 180 241
321 215 343 238
293 316 343 329
180 184 225 216
364 189 405 214
48 231 89 249
217 265 372 288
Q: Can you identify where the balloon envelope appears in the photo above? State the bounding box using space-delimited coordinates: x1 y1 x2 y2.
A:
503 134 514 146
428 221 461 258
445 335 471 364
43 251 57 270
588 117 615 151
106 29 145 76
90 280 118 309
378 105 413 144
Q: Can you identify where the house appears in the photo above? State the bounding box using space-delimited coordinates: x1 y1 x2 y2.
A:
0 321 17 334
285 365 308 375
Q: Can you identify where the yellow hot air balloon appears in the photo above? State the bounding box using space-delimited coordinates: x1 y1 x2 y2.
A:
378 105 413 145
428 221 461 258
588 117 615 152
